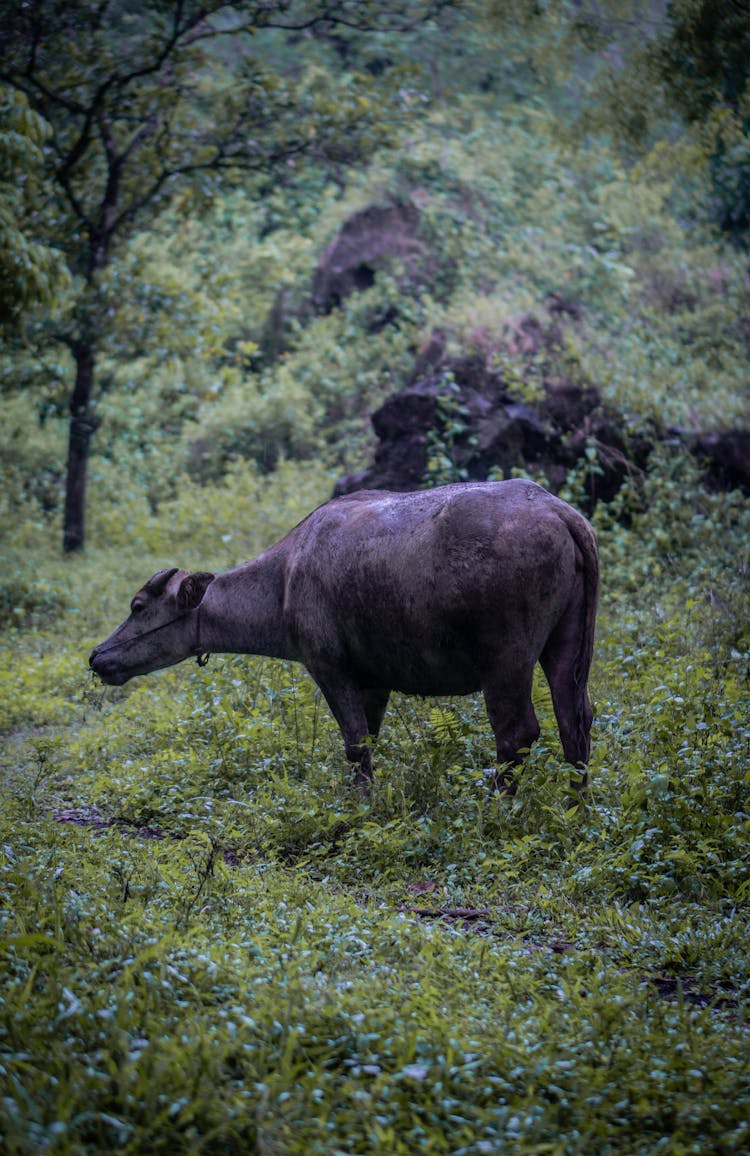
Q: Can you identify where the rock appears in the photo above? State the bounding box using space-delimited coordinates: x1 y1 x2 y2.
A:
689 429 750 493
334 311 748 504
313 202 422 313
542 378 600 429
473 403 558 475
334 315 657 505
408 329 447 382
502 313 548 357
371 379 440 440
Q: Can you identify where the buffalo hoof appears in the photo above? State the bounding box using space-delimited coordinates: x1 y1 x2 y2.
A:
491 766 518 796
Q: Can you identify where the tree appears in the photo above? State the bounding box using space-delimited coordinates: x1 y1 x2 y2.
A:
487 1 750 241
0 0 445 551
0 85 69 328
652 0 750 239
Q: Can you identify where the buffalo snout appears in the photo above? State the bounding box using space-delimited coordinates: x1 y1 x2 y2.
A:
89 645 127 685
89 645 106 672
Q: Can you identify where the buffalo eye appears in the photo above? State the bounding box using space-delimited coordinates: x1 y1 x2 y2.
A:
130 601 145 616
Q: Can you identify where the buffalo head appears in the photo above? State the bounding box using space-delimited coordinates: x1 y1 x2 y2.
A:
89 567 214 685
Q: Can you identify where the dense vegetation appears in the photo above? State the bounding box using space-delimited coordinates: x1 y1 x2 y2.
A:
2 2 749 1152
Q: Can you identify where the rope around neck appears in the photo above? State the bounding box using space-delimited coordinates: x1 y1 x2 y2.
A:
193 604 211 667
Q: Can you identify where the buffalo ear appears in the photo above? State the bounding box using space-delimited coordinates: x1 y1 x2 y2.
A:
177 571 215 611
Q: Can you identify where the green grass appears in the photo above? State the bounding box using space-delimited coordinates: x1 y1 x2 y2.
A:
2 458 749 1154
3 23 750 1149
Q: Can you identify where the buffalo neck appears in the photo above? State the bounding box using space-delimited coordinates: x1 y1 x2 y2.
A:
196 549 296 660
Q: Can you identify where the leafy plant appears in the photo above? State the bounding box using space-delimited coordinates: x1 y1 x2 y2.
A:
2 6 750 1152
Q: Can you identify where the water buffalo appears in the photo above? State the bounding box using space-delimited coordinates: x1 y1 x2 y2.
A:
90 480 598 791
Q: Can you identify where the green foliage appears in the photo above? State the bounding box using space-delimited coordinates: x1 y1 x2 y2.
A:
0 0 443 548
424 378 476 484
546 0 750 242
654 0 750 122
2 6 750 1152
0 87 70 328
710 119 750 239
2 452 750 1151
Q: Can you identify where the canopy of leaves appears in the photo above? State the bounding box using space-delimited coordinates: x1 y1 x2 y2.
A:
0 86 69 328
656 0 750 120
0 0 434 277
0 0 448 549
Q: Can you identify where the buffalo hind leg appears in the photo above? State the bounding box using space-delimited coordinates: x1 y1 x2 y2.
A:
482 670 540 795
540 611 593 791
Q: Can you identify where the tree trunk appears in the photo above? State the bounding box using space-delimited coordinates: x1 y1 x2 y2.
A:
63 339 98 553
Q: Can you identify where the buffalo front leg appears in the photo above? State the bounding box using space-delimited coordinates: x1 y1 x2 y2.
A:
362 687 391 748
314 676 388 791
482 670 540 794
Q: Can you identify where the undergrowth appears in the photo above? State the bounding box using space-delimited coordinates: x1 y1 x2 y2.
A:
2 452 749 1154
3 11 750 1148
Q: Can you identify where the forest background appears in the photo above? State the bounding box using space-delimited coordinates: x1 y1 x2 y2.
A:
1 1 750 1152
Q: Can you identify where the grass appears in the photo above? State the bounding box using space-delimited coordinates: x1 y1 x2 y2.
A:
2 457 749 1154
3 36 750 1150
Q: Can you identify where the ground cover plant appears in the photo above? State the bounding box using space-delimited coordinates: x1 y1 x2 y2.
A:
2 454 749 1154
2 2 750 1152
